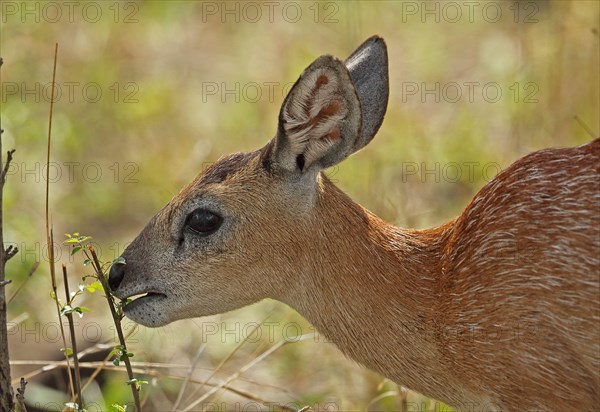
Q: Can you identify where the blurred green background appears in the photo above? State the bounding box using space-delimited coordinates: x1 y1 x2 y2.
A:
1 0 598 410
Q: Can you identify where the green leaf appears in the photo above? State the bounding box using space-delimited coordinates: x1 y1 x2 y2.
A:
83 258 91 266
112 358 120 366
65 233 72 238
73 306 92 318
85 280 104 293
62 305 92 317
71 246 82 255
111 404 127 412
110 345 126 358
61 347 73 356
64 238 80 244
126 378 148 389
119 351 134 361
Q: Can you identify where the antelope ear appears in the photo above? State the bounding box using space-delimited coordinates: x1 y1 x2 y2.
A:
345 36 389 153
270 54 362 174
269 36 389 175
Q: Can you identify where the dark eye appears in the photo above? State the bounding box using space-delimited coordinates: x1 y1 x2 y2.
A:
185 209 223 236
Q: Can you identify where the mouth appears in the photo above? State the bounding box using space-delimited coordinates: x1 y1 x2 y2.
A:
122 291 167 310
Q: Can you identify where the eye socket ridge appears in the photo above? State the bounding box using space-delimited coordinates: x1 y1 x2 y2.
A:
185 208 223 236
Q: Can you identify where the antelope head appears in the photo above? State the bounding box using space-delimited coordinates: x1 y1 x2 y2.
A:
109 36 389 327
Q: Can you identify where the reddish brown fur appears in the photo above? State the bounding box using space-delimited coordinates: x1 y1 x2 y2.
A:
279 139 600 410
316 74 329 87
128 139 598 410
327 128 340 140
111 36 599 411
116 137 599 411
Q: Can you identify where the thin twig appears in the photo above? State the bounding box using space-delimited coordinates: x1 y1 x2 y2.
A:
3 243 17 262
0 64 16 408
49 229 75 400
16 377 27 412
43 42 75 401
7 261 39 304
89 247 142 411
79 325 138 395
181 311 274 407
10 361 300 412
573 115 597 138
0 148 15 185
62 264 83 408
173 343 206 410
7 313 28 333
45 43 58 239
10 358 296 397
184 334 315 412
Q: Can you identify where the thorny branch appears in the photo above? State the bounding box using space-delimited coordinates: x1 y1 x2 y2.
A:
1 54 17 412
0 130 18 269
16 378 27 412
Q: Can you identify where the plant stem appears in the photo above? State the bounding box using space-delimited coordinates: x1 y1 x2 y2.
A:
88 247 142 411
43 43 76 403
45 43 58 242
0 54 16 412
62 265 83 409
49 230 75 402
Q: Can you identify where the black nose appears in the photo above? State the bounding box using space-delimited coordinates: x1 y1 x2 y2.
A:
108 261 126 291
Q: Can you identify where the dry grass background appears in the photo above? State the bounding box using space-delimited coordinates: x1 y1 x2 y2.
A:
1 1 598 410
